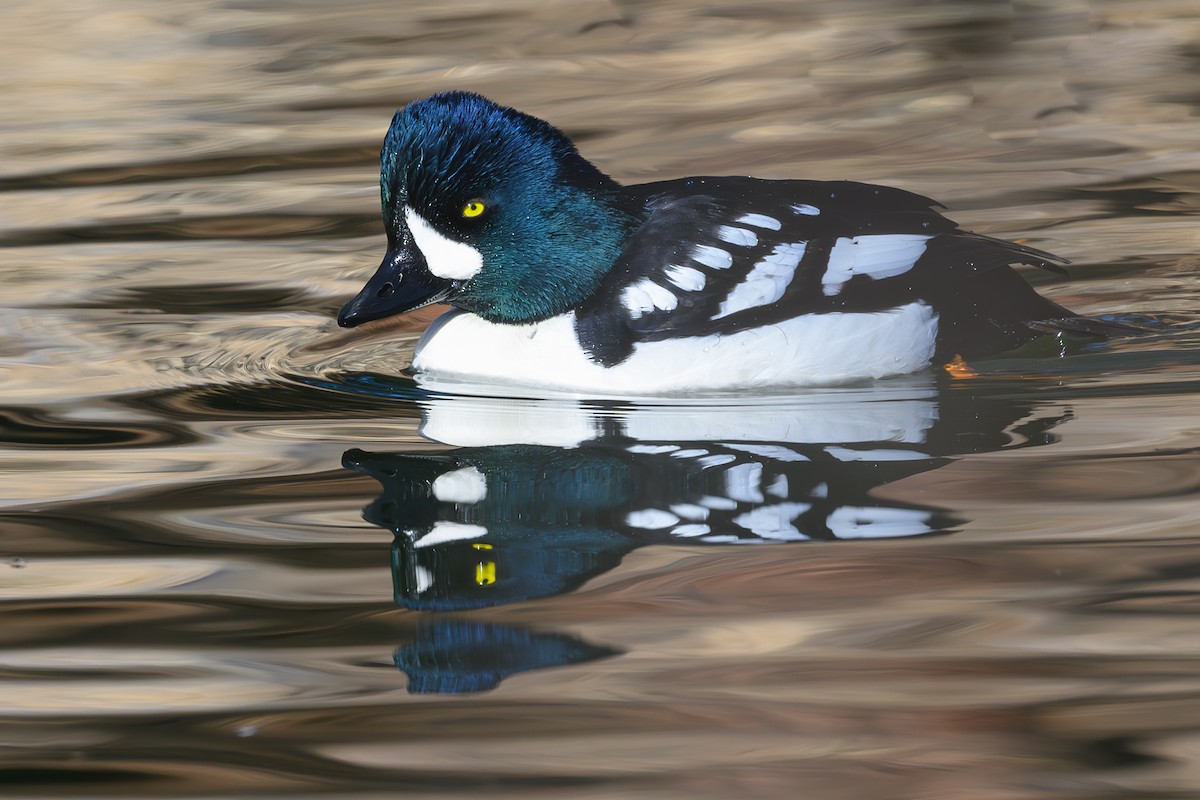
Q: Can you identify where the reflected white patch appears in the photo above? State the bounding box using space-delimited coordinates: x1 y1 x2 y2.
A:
404 207 483 280
731 502 812 540
697 454 737 467
414 565 434 593
670 503 709 521
810 481 828 498
736 213 781 230
822 234 929 297
627 444 679 454
766 474 789 498
722 443 808 462
671 448 709 458
626 509 680 529
825 446 929 462
415 521 488 548
672 524 711 537
665 265 706 292
692 244 733 270
716 225 758 247
724 462 764 503
699 495 738 510
792 203 821 216
431 466 487 504
827 506 935 539
714 242 806 319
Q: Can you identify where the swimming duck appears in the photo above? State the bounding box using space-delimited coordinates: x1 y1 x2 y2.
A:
338 91 1100 395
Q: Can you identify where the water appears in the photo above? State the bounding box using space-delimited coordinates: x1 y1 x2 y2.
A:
3 1 1200 797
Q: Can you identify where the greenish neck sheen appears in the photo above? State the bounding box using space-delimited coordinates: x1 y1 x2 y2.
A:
457 180 642 325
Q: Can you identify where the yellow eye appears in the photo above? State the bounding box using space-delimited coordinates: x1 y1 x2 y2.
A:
462 200 486 218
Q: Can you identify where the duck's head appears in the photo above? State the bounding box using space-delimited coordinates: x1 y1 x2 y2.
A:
338 92 637 328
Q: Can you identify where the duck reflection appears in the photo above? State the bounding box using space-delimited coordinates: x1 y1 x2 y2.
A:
395 620 621 694
346 381 1068 612
345 379 1068 692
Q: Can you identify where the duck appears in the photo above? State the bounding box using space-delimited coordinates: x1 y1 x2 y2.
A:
337 91 1110 395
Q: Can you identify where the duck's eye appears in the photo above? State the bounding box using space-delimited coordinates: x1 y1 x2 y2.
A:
461 200 486 218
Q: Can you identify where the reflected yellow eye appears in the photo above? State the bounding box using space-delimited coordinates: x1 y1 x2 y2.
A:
462 200 486 218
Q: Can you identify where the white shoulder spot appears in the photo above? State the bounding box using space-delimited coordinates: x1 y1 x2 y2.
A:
691 244 734 270
713 242 806 320
404 207 484 280
736 213 782 231
622 278 677 319
716 225 758 247
664 265 706 292
431 465 487 504
792 203 821 216
822 234 930 297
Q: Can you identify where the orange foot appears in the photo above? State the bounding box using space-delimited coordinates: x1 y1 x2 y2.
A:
943 354 978 379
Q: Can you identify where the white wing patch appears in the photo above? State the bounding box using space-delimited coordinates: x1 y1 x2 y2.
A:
716 225 758 247
822 234 930 297
736 213 782 230
792 203 821 216
622 278 678 319
664 265 706 292
404 207 484 280
713 242 807 320
692 244 733 270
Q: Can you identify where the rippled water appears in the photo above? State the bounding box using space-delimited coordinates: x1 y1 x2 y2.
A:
3 1 1200 797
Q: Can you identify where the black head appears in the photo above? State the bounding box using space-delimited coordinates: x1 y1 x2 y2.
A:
339 92 638 327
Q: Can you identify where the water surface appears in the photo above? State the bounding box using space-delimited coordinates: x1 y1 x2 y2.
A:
3 1 1200 798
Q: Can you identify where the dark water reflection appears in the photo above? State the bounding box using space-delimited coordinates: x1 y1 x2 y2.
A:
4 0 1200 797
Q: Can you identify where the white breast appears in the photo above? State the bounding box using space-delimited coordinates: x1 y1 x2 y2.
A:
410 304 939 397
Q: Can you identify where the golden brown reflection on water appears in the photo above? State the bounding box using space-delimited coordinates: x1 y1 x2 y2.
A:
3 1 1200 797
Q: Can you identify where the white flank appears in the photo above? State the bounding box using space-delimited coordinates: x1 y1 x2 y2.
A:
691 244 734 269
411 302 939 395
430 466 487 504
626 509 680 529
414 521 488 548
822 234 929 297
736 213 782 230
792 203 821 216
404 207 484 280
713 242 806 320
716 225 758 247
664 265 706 292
